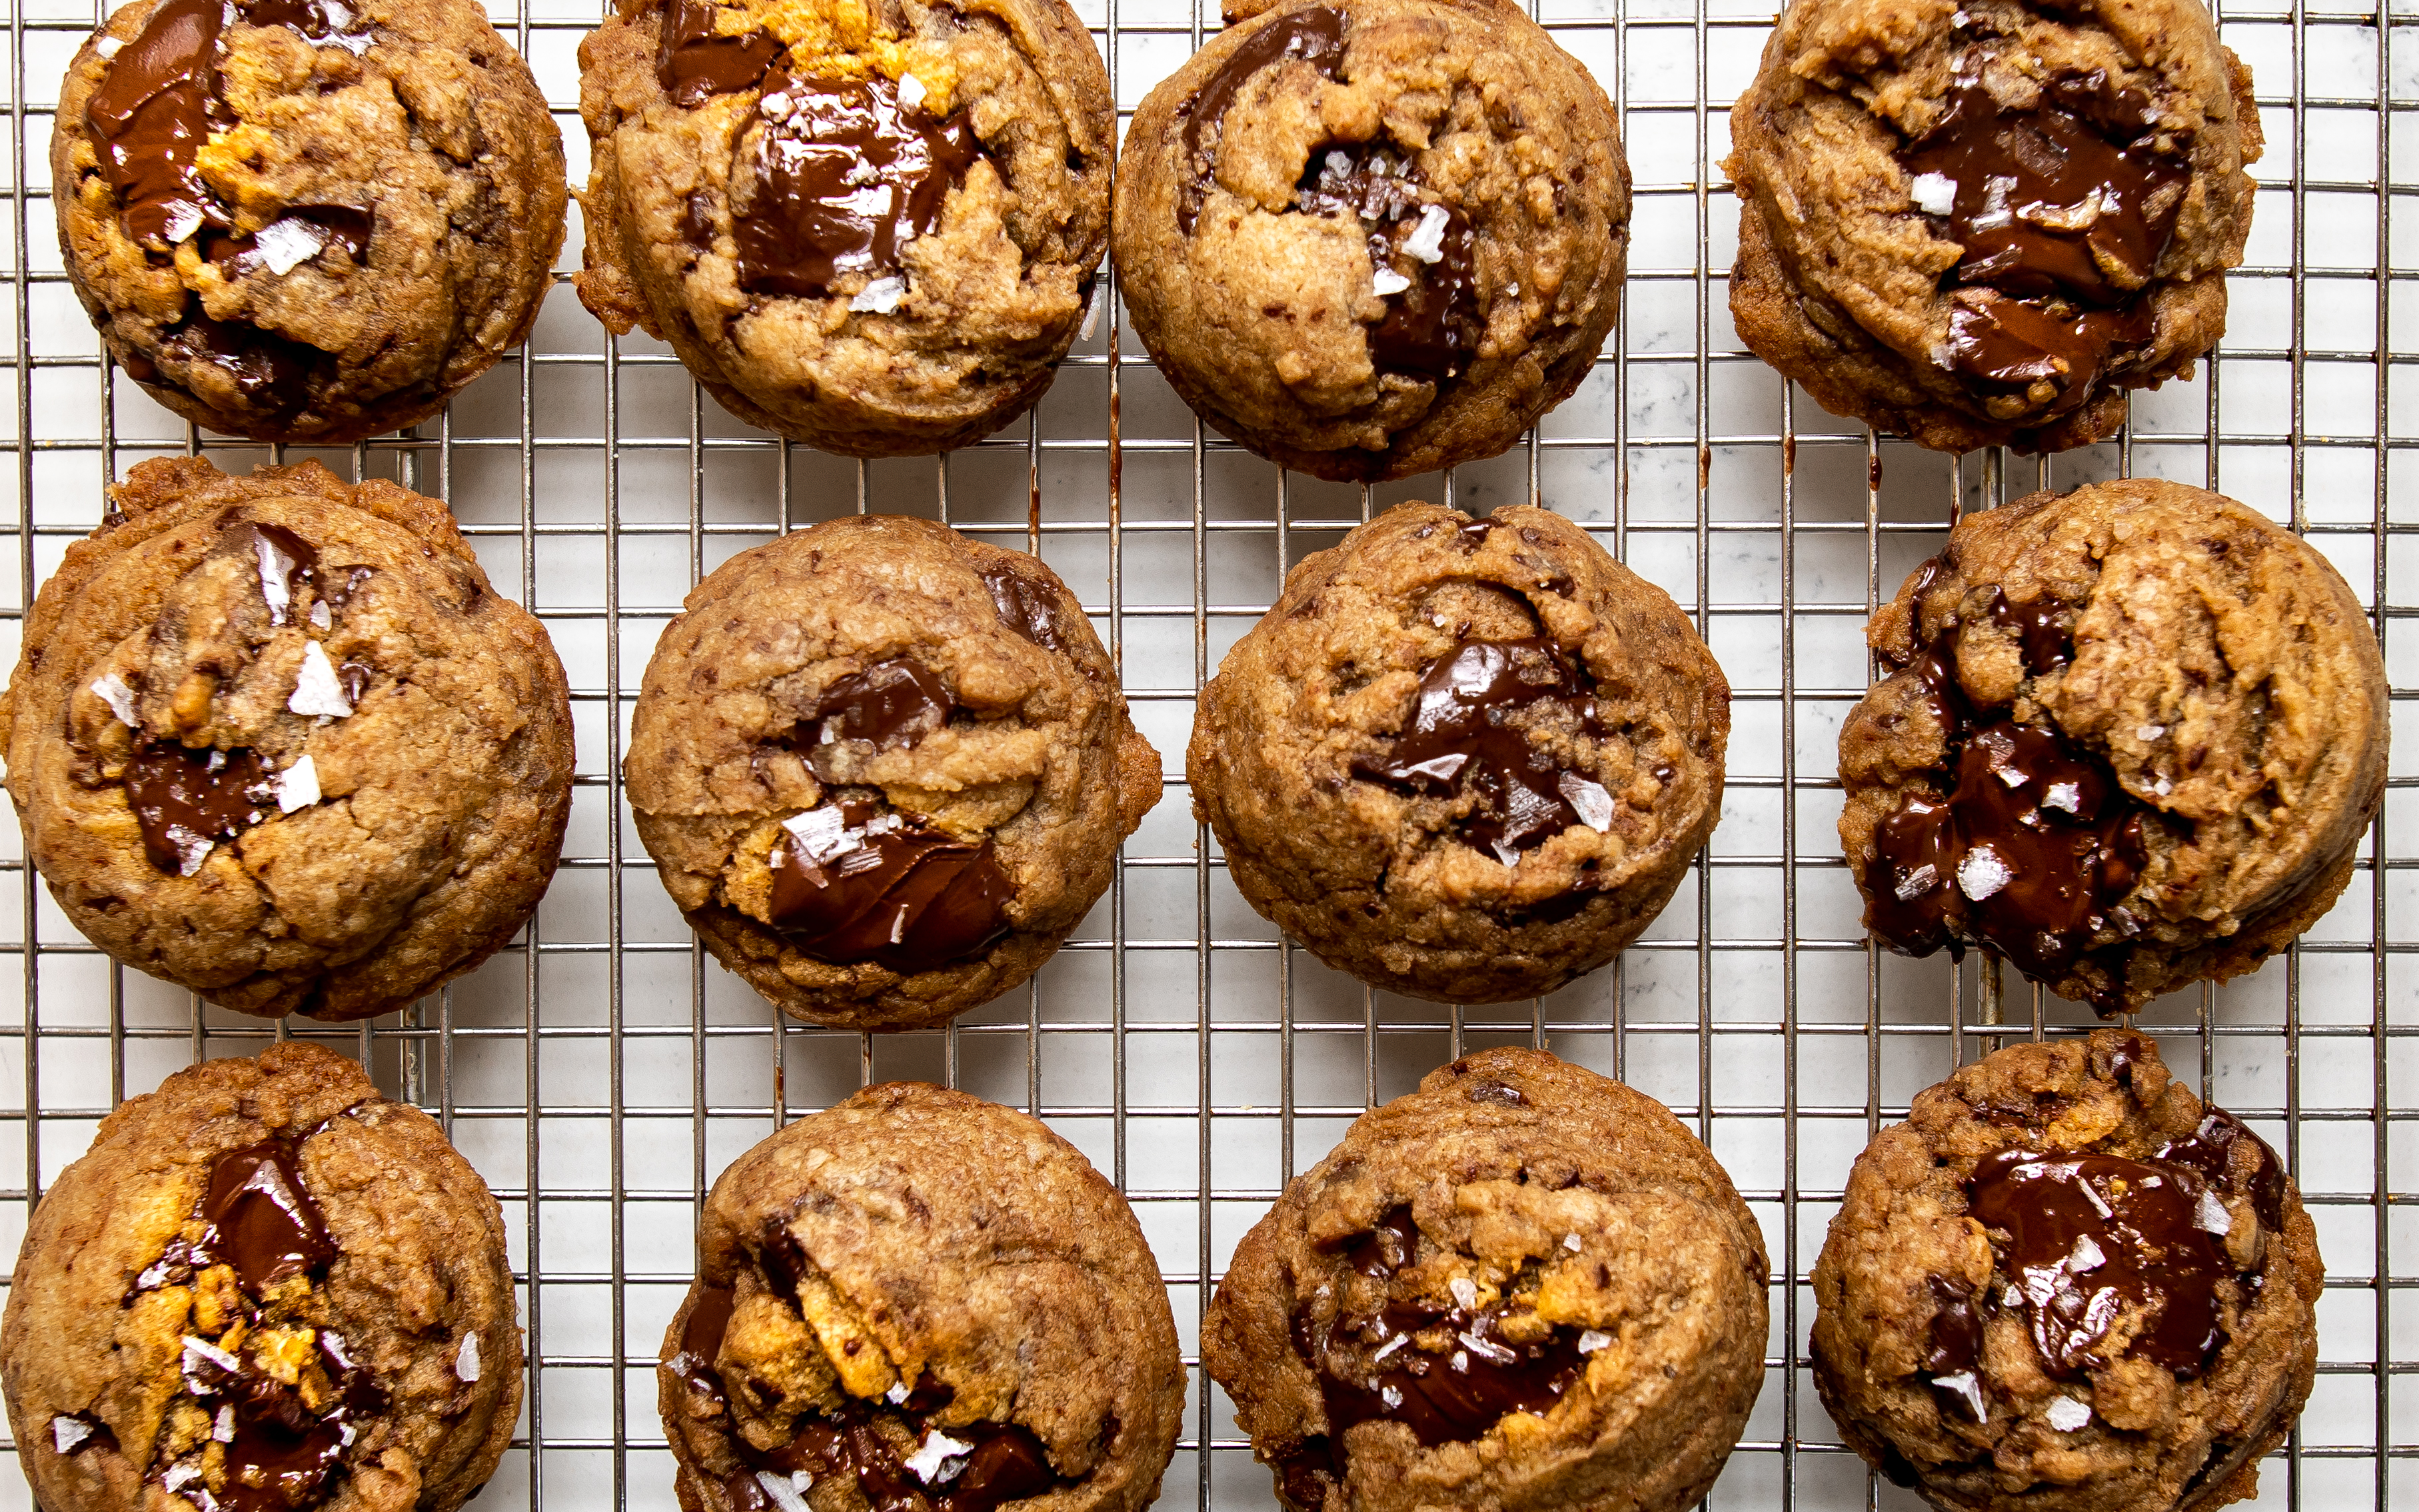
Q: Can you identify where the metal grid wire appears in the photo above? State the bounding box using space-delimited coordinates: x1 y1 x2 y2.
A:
0 0 2407 1507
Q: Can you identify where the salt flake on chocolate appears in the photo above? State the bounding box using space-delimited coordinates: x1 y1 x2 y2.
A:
896 73 927 111
850 276 907 315
904 1429 974 1485
1931 1371 1987 1422
1403 205 1451 264
1957 846 2012 901
257 216 331 277
1559 772 1615 832
1909 172 1957 217
2196 1187 2233 1236
290 642 354 718
1577 1329 1612 1354
1370 267 1411 297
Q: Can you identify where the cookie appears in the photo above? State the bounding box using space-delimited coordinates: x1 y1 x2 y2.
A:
574 0 1113 455
624 514 1160 1030
1204 1048 1768 1512
1112 0 1629 481
1837 480 2385 1015
1726 0 2260 453
658 1082 1186 1512
52 0 567 443
0 456 576 1022
1 1042 523 1512
1812 1030 2320 1512
1188 502 1727 1003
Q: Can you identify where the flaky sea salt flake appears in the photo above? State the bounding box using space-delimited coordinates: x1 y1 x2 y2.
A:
2196 1187 2233 1236
1577 1329 1612 1354
256 216 331 276
1909 172 1957 217
276 755 319 814
1957 846 2013 902
455 1331 481 1383
905 1429 974 1485
896 73 927 111
290 642 354 717
1931 1371 1987 1421
92 672 139 726
850 276 908 315
2045 1396 2092 1432
1448 1276 1479 1310
1403 204 1451 263
51 1417 93 1453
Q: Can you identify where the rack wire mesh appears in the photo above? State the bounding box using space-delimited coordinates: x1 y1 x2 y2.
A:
0 0 2407 1507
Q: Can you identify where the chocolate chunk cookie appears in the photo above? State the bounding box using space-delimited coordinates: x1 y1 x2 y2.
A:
1112 0 1629 481
0 457 576 1022
2 1042 523 1512
624 514 1160 1030
1727 0 2260 453
53 0 567 443
1838 480 2385 1015
658 1082 1186 1512
1813 1030 2320 1512
575 0 1113 455
1204 1048 1769 1512
1188 503 1726 1003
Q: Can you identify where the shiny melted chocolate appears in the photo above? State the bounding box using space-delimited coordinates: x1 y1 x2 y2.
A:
84 0 229 247
135 1139 387 1512
981 565 1068 654
1899 57 2190 416
124 741 279 875
765 800 1012 972
1859 566 2150 1006
1177 7 1348 235
1960 1141 2256 1380
1275 1205 1584 1509
1295 147 1481 382
801 658 952 776
732 71 983 301
670 1268 1062 1512
205 205 375 273
655 0 784 107
1350 637 1612 864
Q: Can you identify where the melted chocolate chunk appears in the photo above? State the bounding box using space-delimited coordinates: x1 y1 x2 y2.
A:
1295 147 1481 382
204 1141 339 1291
1964 1148 2232 1377
215 516 321 624
732 71 983 301
765 800 1013 972
1464 1080 1526 1107
676 1258 1064 1512
85 0 229 248
207 205 375 273
1285 1206 1583 1487
981 565 1067 653
802 658 952 774
2158 1109 2286 1233
155 306 319 420
1350 638 1611 863
655 0 784 107
1921 1275 1987 1418
1178 7 1347 235
1901 59 2188 414
124 741 279 875
1859 566 2151 1007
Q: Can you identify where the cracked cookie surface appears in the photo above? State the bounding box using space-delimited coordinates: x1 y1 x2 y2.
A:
658 1082 1185 1512
1811 1030 2321 1512
1204 1048 1768 1512
575 0 1113 455
1112 0 1628 482
1726 0 2259 452
1837 480 2386 1015
0 456 575 1022
52 0 566 443
1186 502 1726 1003
623 514 1160 1030
1 1042 522 1512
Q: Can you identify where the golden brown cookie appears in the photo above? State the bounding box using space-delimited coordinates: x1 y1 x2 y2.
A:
1204 1048 1769 1512
1838 480 2386 1014
52 0 566 443
1726 0 2260 452
575 0 1113 455
624 514 1160 1030
1812 1030 2320 1512
1112 0 1629 481
0 456 576 1022
1 1042 522 1512
1188 502 1727 1003
658 1082 1186 1512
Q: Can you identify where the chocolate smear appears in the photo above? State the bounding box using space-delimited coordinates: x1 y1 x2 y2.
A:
203 1140 339 1291
734 70 982 301
125 741 279 875
1178 6 1347 235
1351 637 1612 863
1964 1147 2234 1378
766 800 1012 972
1295 145 1481 382
655 0 783 107
85 0 229 248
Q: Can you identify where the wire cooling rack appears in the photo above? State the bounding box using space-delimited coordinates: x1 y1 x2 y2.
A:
0 0 2408 1508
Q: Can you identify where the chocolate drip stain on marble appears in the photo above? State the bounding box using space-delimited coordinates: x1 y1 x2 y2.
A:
766 800 1012 972
1859 566 2150 1007
673 1273 1061 1512
1178 6 1347 235
1899 55 2190 414
732 71 983 301
654 0 783 107
1295 146 1481 382
1351 637 1613 863
1275 1205 1584 1507
133 1139 388 1512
